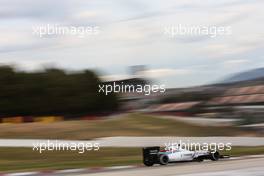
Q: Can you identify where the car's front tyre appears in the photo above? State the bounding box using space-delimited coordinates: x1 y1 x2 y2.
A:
210 151 220 161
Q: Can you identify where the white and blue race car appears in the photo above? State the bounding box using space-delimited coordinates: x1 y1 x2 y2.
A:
143 145 223 166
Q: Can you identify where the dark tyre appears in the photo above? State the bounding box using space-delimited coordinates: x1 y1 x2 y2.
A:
159 154 169 165
211 151 220 161
144 158 154 166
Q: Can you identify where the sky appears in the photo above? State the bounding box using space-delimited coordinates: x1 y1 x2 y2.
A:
0 0 263 88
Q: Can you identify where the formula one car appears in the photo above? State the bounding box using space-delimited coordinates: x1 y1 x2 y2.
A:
143 145 223 166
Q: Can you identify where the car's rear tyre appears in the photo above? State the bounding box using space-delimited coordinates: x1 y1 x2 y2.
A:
159 154 169 165
143 157 154 166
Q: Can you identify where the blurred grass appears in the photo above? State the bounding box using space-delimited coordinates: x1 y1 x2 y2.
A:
0 147 141 172
0 146 263 172
222 146 264 156
0 113 257 140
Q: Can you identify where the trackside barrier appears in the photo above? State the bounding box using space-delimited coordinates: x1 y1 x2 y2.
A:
34 116 64 123
80 116 98 120
0 114 104 124
1 116 23 124
23 116 34 123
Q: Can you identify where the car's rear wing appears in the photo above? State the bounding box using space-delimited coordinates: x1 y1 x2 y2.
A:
142 146 160 166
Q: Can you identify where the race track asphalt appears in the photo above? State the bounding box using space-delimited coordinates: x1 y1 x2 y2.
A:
74 157 264 176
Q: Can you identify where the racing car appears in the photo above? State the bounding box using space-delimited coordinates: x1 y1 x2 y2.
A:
143 145 223 166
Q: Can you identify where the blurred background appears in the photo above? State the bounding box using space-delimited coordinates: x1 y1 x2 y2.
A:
0 0 264 175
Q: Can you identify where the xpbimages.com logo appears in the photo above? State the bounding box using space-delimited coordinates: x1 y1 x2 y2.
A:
165 140 232 153
98 82 166 95
32 140 100 154
164 24 232 38
32 24 100 38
